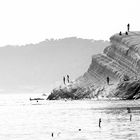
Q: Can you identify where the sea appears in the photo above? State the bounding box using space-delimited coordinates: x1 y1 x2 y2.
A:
0 94 140 140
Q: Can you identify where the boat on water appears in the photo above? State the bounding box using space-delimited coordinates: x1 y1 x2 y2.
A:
29 97 45 101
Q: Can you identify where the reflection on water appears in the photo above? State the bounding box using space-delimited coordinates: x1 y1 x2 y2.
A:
0 94 140 140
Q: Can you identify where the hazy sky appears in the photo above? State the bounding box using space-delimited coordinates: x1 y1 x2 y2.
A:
0 0 139 46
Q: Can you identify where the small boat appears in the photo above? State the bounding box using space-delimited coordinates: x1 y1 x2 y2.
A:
29 97 45 101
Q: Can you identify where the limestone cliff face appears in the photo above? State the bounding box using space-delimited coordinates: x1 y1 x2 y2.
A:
48 32 140 100
76 32 140 88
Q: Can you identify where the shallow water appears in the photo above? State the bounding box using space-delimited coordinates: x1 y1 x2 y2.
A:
0 94 140 140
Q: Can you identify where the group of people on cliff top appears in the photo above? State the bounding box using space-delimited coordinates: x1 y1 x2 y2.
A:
119 24 130 36
63 75 70 85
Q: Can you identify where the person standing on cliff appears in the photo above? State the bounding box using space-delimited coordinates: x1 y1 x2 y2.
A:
63 76 66 85
67 75 69 83
119 31 122 35
127 24 130 32
107 76 109 85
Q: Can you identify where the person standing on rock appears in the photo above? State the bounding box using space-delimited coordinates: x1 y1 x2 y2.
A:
63 76 66 85
127 23 130 32
67 75 69 83
119 31 122 35
107 76 109 85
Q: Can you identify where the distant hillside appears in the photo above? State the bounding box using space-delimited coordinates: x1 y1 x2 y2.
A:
0 37 109 93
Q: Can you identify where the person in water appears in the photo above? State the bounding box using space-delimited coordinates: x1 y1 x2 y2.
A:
127 107 131 113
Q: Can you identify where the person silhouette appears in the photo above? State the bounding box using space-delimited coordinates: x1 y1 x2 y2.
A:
127 107 131 113
67 75 69 83
107 76 109 85
63 76 66 85
127 24 130 32
119 31 122 35
125 31 128 35
126 49 129 55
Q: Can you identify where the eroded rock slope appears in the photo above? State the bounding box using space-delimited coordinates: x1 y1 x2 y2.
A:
48 32 140 100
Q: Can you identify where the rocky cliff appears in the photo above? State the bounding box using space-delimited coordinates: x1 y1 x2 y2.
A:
47 32 140 100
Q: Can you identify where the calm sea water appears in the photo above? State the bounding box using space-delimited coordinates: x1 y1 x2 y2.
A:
0 94 140 140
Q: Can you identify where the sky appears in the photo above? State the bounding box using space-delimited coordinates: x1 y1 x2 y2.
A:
0 0 139 46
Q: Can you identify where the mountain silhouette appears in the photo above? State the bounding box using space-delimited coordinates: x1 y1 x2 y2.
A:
0 37 109 93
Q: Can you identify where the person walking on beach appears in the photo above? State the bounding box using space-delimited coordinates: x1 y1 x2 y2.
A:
127 23 130 32
63 76 66 85
67 75 69 83
107 76 109 85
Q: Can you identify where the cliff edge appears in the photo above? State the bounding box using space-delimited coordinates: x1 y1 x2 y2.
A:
47 32 140 100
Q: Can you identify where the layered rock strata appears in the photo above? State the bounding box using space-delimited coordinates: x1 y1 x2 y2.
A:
47 32 140 100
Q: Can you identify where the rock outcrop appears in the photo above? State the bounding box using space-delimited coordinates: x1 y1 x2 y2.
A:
114 80 140 100
47 32 140 100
